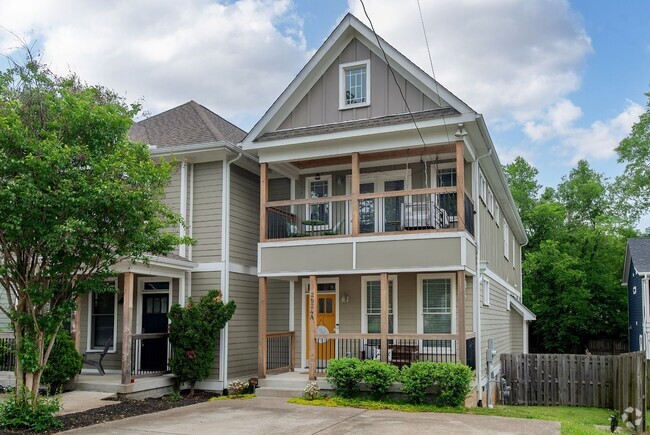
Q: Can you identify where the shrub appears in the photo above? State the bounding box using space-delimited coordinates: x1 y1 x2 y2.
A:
42 330 83 393
168 289 236 396
326 358 362 398
400 362 473 406
228 379 249 395
303 382 320 400
361 360 398 400
0 390 62 431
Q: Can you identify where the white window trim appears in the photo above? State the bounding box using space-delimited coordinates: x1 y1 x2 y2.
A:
360 275 398 334
487 186 494 216
495 202 501 226
86 278 118 353
504 222 510 261
305 175 333 230
479 170 487 203
339 59 371 110
633 285 637 295
416 273 456 354
482 277 490 306
136 277 173 335
512 236 516 269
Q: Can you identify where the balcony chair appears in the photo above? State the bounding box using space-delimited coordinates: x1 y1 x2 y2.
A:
82 336 112 375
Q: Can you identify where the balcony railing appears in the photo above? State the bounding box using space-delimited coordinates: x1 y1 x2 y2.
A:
265 187 475 240
265 332 295 373
131 332 171 378
0 333 15 372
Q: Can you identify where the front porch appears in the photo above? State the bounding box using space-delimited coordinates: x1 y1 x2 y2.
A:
69 372 176 398
258 271 476 380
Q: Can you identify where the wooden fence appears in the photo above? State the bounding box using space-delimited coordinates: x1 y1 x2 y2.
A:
501 352 646 431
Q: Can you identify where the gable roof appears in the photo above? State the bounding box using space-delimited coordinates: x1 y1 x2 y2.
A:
623 238 650 284
129 100 246 147
242 13 473 146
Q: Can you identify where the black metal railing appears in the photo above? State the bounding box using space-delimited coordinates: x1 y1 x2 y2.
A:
0 334 15 372
464 194 475 237
267 198 350 239
266 332 294 373
131 332 170 378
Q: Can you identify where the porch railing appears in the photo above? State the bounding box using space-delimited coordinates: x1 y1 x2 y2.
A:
131 332 171 378
313 333 460 374
266 332 295 373
0 333 15 372
266 187 471 240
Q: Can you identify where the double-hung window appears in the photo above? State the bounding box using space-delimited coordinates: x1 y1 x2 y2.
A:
305 175 332 228
339 60 370 109
504 221 510 260
418 274 455 353
362 276 397 335
88 280 117 352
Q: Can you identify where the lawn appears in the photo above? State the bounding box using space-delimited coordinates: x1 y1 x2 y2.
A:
288 397 621 434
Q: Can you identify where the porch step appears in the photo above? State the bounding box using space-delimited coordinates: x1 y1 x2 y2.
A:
255 387 305 398
258 377 332 390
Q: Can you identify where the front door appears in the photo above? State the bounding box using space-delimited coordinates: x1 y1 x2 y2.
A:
140 293 169 372
305 294 336 367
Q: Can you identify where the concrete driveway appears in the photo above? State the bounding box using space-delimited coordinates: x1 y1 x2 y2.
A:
62 397 559 434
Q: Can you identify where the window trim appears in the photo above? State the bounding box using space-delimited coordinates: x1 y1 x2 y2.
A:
512 236 516 269
416 273 456 354
136 277 173 335
482 277 490 306
86 278 118 353
339 60 371 110
360 275 398 334
431 163 458 224
495 202 501 226
487 186 494 216
305 175 333 230
479 170 487 203
504 221 510 260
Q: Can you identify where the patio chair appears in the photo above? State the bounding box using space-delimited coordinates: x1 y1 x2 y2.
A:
82 336 112 375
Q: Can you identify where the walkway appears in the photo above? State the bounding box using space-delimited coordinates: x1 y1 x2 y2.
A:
62 397 559 434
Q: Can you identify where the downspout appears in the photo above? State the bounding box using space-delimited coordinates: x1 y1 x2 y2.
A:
220 149 243 390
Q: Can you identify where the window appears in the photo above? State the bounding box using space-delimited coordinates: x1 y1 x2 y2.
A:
339 60 370 109
417 274 455 352
361 276 397 334
482 277 490 306
479 171 487 202
88 280 117 352
504 221 510 260
633 286 637 295
487 187 494 216
512 236 516 269
495 202 501 226
305 175 332 228
432 164 457 219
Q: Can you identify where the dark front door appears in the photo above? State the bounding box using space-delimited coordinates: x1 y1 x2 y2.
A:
140 293 169 372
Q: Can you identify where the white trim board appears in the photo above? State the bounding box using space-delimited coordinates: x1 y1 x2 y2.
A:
482 267 520 298
260 265 474 278
260 231 467 248
360 275 398 334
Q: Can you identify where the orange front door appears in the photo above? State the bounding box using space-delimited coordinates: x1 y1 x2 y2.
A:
306 293 336 366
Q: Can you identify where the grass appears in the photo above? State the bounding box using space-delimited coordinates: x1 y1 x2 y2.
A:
288 397 622 434
209 393 256 401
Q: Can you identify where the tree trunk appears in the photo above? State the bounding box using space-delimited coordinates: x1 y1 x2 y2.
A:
190 382 195 398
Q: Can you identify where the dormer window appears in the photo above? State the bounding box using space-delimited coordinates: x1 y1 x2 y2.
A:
339 60 370 109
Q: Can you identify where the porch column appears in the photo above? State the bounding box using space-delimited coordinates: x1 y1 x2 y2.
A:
380 273 389 363
456 271 467 364
308 275 318 380
455 139 465 232
121 272 134 385
260 163 268 242
351 153 360 236
258 277 267 379
71 296 82 353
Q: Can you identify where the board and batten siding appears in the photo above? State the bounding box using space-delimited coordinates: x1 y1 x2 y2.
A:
278 38 440 131
191 271 221 377
227 272 259 379
229 165 259 267
628 260 644 352
191 162 223 263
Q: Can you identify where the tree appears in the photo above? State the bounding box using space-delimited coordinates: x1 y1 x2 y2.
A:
615 91 650 222
167 290 236 396
0 54 187 406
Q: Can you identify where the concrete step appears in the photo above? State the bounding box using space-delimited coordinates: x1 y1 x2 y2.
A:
258 378 332 390
255 387 305 398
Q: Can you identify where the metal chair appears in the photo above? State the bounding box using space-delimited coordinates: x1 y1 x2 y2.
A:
82 336 112 375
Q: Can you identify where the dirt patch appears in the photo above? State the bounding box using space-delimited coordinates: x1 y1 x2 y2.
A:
0 390 218 434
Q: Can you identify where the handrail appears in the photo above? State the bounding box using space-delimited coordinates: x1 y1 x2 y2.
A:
266 331 295 338
131 332 169 340
314 333 458 340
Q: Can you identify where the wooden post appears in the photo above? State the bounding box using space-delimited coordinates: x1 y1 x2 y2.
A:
71 296 82 352
121 272 134 385
456 271 467 364
260 163 268 242
456 140 465 232
290 331 295 372
380 273 389 363
309 275 318 380
351 153 360 236
258 277 268 379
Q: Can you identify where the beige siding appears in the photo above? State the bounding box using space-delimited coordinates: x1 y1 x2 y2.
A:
162 168 182 256
480 279 515 377
269 178 291 202
262 244 354 274
278 38 441 130
229 166 259 267
191 271 221 378
356 238 461 270
465 276 474 333
293 281 303 367
192 161 223 262
227 272 258 379
510 311 524 354
0 289 10 332
268 279 290 333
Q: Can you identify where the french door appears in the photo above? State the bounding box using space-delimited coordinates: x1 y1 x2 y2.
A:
350 174 407 233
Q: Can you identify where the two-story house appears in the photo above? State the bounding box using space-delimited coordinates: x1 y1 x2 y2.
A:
241 13 534 404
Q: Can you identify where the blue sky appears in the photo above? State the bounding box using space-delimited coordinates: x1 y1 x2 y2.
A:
0 0 648 220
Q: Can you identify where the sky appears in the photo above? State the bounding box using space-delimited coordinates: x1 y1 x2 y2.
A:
0 0 648 213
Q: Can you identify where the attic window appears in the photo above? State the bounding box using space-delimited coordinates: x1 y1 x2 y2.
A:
340 60 370 109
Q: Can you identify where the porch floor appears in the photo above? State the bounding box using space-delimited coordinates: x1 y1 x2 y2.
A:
69 372 176 397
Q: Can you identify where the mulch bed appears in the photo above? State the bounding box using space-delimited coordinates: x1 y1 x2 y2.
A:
1 390 218 434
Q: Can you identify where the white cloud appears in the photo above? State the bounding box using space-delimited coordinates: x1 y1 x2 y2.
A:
0 0 310 128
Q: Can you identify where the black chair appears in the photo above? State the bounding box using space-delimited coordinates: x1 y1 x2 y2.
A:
82 337 112 375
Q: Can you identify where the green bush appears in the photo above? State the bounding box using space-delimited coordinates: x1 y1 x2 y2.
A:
361 360 398 400
326 358 362 398
42 330 83 393
400 362 473 406
0 390 62 431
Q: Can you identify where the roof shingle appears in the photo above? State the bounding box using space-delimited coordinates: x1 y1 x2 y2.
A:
628 238 650 273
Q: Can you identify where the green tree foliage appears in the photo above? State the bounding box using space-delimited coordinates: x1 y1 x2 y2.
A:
615 91 650 222
505 158 633 352
0 53 188 406
41 330 82 393
167 290 236 396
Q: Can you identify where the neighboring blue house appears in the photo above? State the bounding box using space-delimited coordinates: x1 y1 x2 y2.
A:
623 238 650 355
